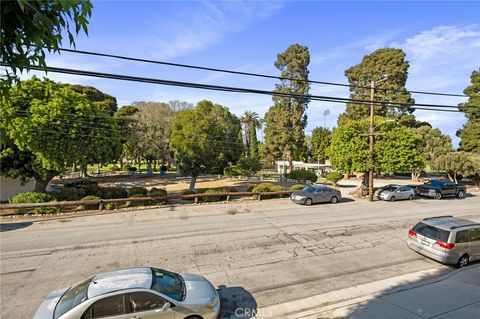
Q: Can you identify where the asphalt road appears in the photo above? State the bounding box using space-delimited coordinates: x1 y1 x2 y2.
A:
1 195 479 318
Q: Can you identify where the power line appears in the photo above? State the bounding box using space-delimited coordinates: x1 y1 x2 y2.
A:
57 47 468 98
4 63 478 113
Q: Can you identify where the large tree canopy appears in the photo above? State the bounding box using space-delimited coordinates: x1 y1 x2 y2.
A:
416 125 453 168
264 44 310 166
170 100 242 191
1 77 121 191
310 127 332 163
338 48 415 125
1 0 92 92
458 70 480 153
240 110 261 158
327 119 422 176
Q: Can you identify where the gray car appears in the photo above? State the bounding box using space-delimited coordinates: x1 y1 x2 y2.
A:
407 216 480 268
291 185 341 205
376 184 415 201
33 267 220 319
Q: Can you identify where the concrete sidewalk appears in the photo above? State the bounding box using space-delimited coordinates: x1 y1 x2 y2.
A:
255 264 480 319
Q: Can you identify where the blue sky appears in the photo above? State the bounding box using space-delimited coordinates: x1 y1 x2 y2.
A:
21 0 480 147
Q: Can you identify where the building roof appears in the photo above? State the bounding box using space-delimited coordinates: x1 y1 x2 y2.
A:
88 268 152 298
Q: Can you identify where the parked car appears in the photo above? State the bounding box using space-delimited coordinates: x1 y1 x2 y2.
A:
291 185 341 205
376 184 415 201
33 267 220 319
416 180 466 200
407 216 480 268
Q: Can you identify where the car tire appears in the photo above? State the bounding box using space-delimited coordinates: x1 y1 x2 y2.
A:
457 191 465 199
408 194 414 200
456 254 469 268
434 193 442 200
331 196 338 204
305 198 313 206
390 196 395 202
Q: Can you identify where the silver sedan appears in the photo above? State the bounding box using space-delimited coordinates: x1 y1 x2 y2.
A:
291 185 342 205
33 267 220 319
376 185 415 202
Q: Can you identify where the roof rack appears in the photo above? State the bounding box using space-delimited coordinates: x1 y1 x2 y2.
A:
423 216 453 220
450 223 480 230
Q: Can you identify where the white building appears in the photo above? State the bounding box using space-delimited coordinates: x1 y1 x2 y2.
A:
276 160 333 175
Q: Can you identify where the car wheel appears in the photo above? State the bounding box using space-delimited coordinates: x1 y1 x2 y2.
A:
390 196 395 202
408 194 414 200
456 254 469 268
457 191 465 199
434 193 442 200
331 196 338 204
304 198 312 206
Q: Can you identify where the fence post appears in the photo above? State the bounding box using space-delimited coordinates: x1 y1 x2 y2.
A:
99 200 104 211
226 195 230 202
258 194 262 201
194 197 198 204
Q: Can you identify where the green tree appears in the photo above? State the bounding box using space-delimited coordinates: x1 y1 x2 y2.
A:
68 84 117 115
434 152 476 184
310 127 331 163
170 100 242 191
458 70 480 153
1 0 92 92
1 77 121 191
237 156 262 176
416 125 453 172
338 48 415 125
240 110 261 157
327 119 422 186
264 44 310 168
114 105 139 169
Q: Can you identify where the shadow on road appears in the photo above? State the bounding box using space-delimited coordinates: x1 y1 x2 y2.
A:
314 263 480 319
217 285 257 319
0 222 32 232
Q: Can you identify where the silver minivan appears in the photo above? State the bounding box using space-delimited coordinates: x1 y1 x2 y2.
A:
407 216 480 268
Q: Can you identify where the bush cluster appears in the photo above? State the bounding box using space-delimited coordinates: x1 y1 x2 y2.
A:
77 195 101 210
202 188 230 203
149 187 167 197
251 183 287 199
224 165 247 177
10 192 60 214
325 171 343 185
290 184 306 191
287 170 318 183
128 186 148 197
55 184 127 201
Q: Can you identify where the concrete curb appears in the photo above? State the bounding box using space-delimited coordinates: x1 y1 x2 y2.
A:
253 267 447 318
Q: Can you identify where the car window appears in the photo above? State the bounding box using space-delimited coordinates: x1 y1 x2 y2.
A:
412 222 450 242
470 228 480 242
55 278 91 319
128 292 166 313
83 295 125 318
150 268 184 301
303 187 315 193
455 230 469 243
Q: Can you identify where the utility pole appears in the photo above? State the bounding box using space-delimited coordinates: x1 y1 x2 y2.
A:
368 81 375 202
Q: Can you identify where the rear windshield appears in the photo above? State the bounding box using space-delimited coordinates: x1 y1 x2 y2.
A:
413 222 450 242
54 278 90 319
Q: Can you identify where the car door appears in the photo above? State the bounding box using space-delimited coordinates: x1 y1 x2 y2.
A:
442 182 455 196
396 187 406 200
468 228 480 261
313 188 327 203
82 294 130 319
127 292 175 319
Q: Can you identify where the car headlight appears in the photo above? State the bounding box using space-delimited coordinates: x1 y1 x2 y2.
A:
206 295 219 309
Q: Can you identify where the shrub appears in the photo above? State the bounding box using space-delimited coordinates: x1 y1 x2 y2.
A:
290 184 306 191
106 163 120 171
224 165 247 177
126 194 148 207
326 171 343 185
123 163 131 171
287 169 318 183
104 202 118 210
149 187 167 197
10 192 60 214
128 186 148 197
64 179 98 188
98 187 127 199
202 188 230 203
251 183 276 193
78 195 101 210
80 184 103 196
246 184 255 192
56 187 86 201
237 156 262 176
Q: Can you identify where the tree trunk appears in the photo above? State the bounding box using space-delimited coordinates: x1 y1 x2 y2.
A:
34 173 56 192
453 172 457 184
362 171 369 187
80 164 87 178
447 171 454 181
411 170 421 182
189 176 197 192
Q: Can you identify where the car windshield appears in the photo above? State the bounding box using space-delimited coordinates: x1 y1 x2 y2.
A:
413 222 450 242
151 268 185 301
54 278 91 319
382 186 397 192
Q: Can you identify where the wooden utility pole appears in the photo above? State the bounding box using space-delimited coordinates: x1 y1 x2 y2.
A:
368 80 375 202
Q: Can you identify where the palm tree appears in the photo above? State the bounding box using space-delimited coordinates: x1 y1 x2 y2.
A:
240 111 261 157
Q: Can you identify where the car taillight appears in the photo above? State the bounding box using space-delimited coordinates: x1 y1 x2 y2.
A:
408 230 417 237
435 241 455 249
